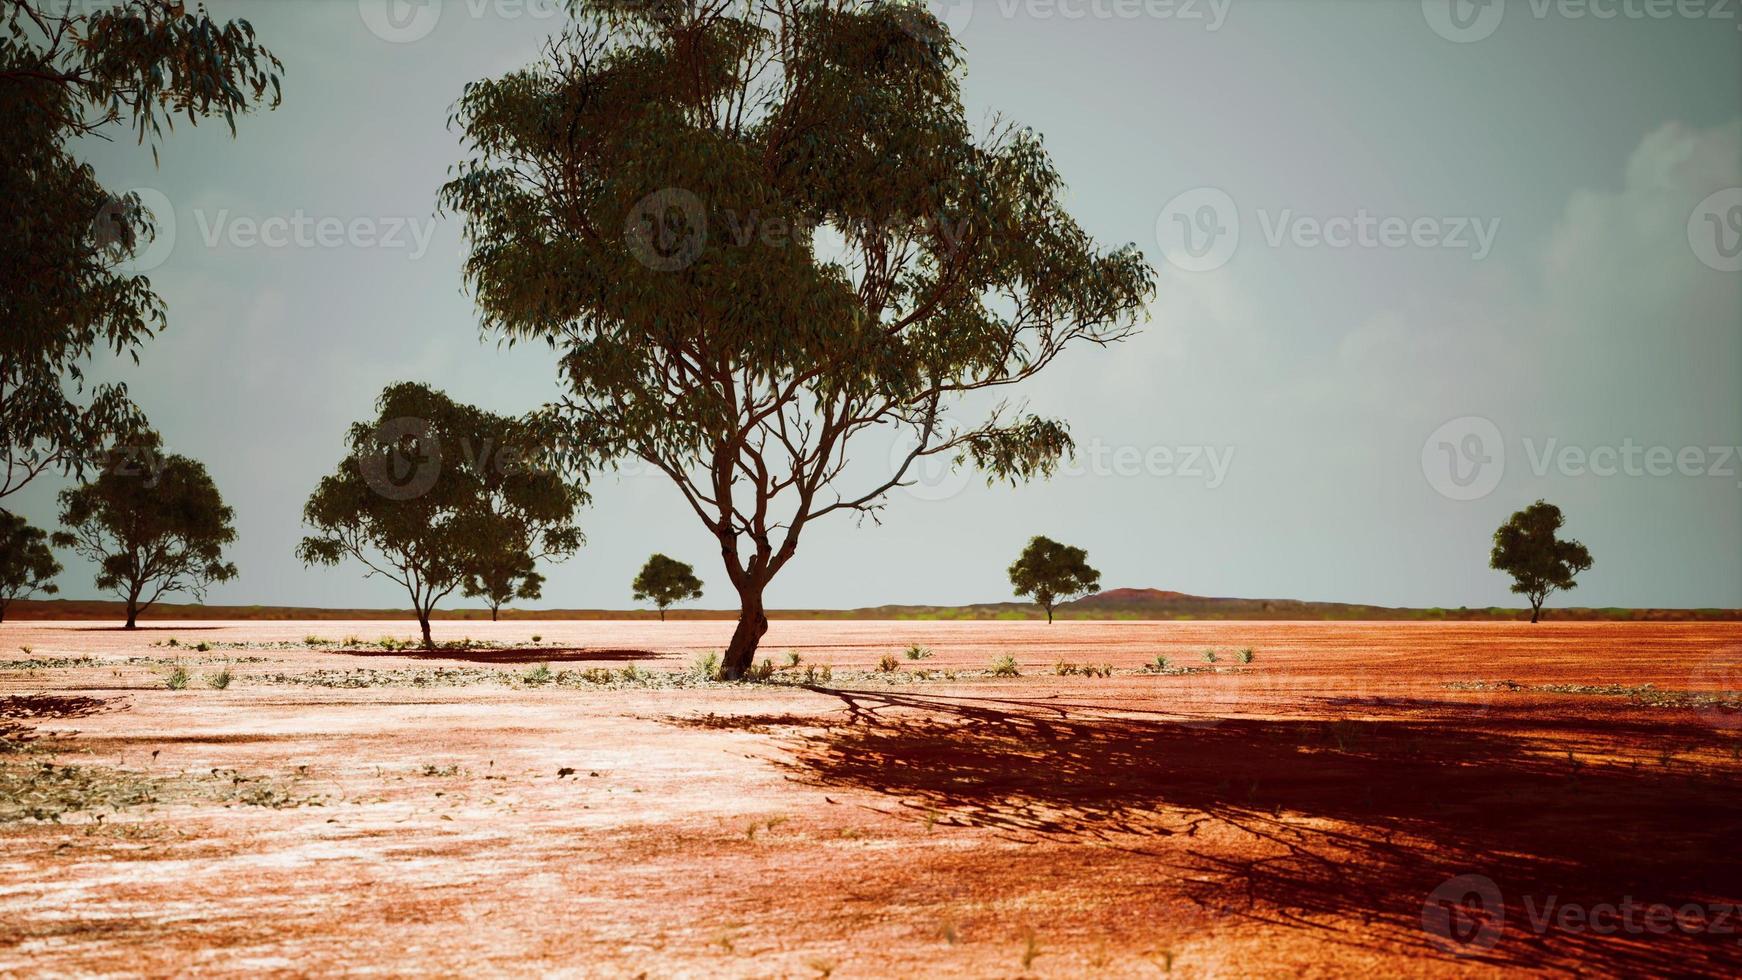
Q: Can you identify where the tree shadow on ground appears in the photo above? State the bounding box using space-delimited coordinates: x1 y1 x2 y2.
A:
335 647 670 664
777 689 1742 974
0 694 120 720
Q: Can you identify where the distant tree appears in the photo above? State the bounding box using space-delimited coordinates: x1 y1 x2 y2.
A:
1008 536 1100 624
51 439 238 628
2 0 282 497
0 509 61 621
465 548 544 622
1490 500 1593 623
441 2 1153 677
298 384 585 648
633 554 703 622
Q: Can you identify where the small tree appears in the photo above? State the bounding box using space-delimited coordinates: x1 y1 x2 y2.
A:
298 384 585 648
1490 500 1593 623
633 554 704 622
0 510 61 621
1008 536 1100 624
465 548 544 622
52 440 238 628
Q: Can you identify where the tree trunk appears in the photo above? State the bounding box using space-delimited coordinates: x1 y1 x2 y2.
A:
1045 602 1055 625
659 606 667 623
419 613 434 650
125 594 139 629
1530 600 1542 624
491 605 500 622
721 587 768 680
0 600 8 623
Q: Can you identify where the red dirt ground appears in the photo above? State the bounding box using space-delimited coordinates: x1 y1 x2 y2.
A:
2 620 1739 977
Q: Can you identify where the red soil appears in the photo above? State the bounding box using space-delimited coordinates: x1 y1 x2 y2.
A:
1 620 1739 977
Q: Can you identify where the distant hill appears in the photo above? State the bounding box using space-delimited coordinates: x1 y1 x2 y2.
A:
5 591 1739 623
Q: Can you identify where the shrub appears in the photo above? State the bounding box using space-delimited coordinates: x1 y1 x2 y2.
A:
1202 649 1218 664
164 664 189 690
876 653 900 673
523 663 553 686
1054 659 1077 676
1150 654 1169 672
194 642 210 653
785 650 802 668
904 644 933 661
303 635 330 646
989 655 1020 677
531 634 543 643
749 659 775 682
1238 647 1255 664
692 651 721 680
207 668 233 690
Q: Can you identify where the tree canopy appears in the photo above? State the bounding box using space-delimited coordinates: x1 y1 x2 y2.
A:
633 553 704 621
51 437 238 628
1490 499 1593 623
441 0 1153 675
0 508 60 621
1008 535 1100 624
297 383 586 648
1 0 282 497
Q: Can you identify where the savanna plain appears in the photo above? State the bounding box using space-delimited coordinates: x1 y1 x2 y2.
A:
2 620 1739 978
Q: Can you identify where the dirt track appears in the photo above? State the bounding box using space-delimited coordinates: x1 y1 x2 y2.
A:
2 620 1740 977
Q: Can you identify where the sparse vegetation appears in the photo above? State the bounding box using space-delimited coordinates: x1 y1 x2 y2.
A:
206 668 232 690
1238 647 1255 664
163 664 188 690
904 644 933 661
989 655 1020 677
522 663 553 686
691 652 721 681
1202 649 1218 664
876 653 901 673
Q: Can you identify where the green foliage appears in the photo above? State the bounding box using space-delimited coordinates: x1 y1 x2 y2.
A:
523 662 554 686
164 663 188 690
632 553 703 620
1 1 281 498
691 651 721 680
1238 647 1255 664
1490 500 1594 623
903 644 933 661
439 2 1153 677
206 668 232 690
0 510 61 620
989 654 1020 677
1202 649 1218 664
297 383 586 648
51 437 238 627
1008 536 1100 623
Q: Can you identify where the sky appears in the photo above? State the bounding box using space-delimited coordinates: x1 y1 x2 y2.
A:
12 0 1742 611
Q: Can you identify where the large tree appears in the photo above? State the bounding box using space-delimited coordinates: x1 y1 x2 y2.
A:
0 508 60 621
1008 535 1100 624
633 553 704 621
298 384 586 649
51 439 238 628
441 1 1154 677
1 0 282 496
1490 499 1593 624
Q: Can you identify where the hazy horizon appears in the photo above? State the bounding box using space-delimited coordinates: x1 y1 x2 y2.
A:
8 0 1740 612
